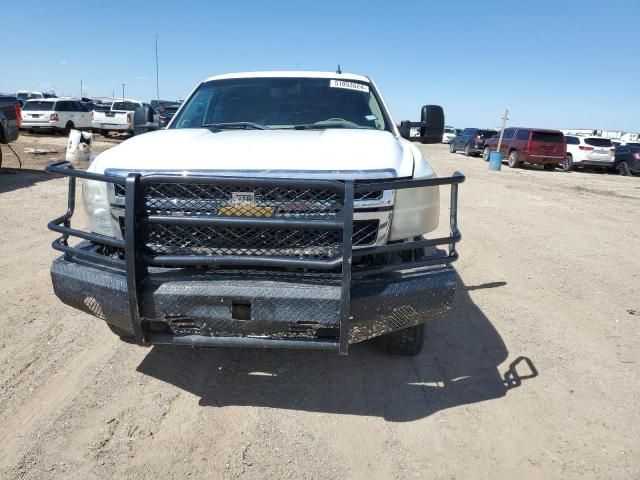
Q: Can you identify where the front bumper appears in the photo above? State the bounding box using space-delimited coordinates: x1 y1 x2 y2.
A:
51 251 457 345
45 161 464 354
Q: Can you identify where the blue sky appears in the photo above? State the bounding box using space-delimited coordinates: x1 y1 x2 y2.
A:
3 0 639 131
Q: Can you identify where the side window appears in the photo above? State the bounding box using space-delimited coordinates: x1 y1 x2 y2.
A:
516 129 530 140
502 128 515 140
566 136 579 145
54 101 64 112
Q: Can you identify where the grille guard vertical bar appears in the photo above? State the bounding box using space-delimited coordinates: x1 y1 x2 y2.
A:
339 180 354 355
124 173 146 343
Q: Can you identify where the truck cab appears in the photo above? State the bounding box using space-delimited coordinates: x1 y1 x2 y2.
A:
46 71 464 356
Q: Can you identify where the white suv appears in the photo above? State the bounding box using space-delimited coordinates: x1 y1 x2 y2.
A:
564 135 615 171
21 99 92 134
442 126 457 143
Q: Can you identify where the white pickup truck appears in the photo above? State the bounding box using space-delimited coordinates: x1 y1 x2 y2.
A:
46 71 463 356
92 100 147 136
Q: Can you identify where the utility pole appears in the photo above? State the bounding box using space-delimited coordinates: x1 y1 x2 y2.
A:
80 80 83 99
155 34 160 105
121 83 126 102
497 109 510 152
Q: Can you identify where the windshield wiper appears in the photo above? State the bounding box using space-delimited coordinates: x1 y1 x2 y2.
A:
203 122 267 130
294 120 368 130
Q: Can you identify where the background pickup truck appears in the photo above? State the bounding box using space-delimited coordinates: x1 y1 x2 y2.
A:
0 94 21 168
92 100 149 136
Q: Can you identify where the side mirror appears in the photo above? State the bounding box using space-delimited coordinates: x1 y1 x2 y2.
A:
398 120 412 139
420 105 444 144
133 106 159 136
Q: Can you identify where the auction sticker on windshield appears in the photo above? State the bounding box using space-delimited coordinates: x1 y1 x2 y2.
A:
330 80 370 93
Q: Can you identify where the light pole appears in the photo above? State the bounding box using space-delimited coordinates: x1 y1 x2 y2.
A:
121 83 126 102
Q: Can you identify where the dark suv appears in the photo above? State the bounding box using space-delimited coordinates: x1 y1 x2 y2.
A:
449 128 497 156
483 127 565 170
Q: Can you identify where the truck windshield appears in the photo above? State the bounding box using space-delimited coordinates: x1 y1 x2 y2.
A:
171 77 389 131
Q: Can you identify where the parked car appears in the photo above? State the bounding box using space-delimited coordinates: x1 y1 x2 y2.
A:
613 145 640 176
564 135 615 171
158 103 181 128
16 90 43 101
92 100 151 136
441 126 457 144
449 128 497 156
483 127 566 170
21 99 92 134
0 94 21 168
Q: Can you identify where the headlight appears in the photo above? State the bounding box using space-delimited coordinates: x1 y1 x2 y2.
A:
389 183 440 241
82 179 115 237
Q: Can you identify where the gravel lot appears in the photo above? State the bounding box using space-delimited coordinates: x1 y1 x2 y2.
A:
0 136 638 479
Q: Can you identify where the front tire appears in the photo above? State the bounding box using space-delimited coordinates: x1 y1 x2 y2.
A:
508 151 520 168
377 324 424 356
618 162 631 176
483 147 491 161
449 142 456 153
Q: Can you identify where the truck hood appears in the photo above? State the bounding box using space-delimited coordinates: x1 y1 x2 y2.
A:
90 128 416 179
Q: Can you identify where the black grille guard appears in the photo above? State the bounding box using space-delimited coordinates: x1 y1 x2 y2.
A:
45 161 464 354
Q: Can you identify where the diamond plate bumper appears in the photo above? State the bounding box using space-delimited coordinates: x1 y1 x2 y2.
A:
51 253 456 345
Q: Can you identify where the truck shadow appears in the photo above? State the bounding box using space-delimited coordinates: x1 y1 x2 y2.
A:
0 168 59 195
137 273 537 422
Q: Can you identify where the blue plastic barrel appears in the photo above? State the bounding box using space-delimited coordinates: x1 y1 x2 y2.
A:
489 152 503 171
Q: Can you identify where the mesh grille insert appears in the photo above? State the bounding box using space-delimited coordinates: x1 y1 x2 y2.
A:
143 183 342 219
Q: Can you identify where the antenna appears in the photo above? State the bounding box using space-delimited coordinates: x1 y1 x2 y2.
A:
336 64 342 74
155 34 160 105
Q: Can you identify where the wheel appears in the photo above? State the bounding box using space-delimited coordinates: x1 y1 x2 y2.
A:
464 143 472 156
508 151 520 168
377 324 425 356
107 324 136 344
63 121 75 136
617 162 631 176
449 142 456 153
562 154 573 171
483 147 491 161
543 164 555 171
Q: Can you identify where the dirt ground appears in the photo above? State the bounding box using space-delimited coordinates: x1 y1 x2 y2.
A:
0 136 638 479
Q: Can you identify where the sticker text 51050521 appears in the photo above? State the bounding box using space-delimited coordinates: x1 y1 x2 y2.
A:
329 79 370 93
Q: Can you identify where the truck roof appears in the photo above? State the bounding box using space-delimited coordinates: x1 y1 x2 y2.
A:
204 71 371 83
